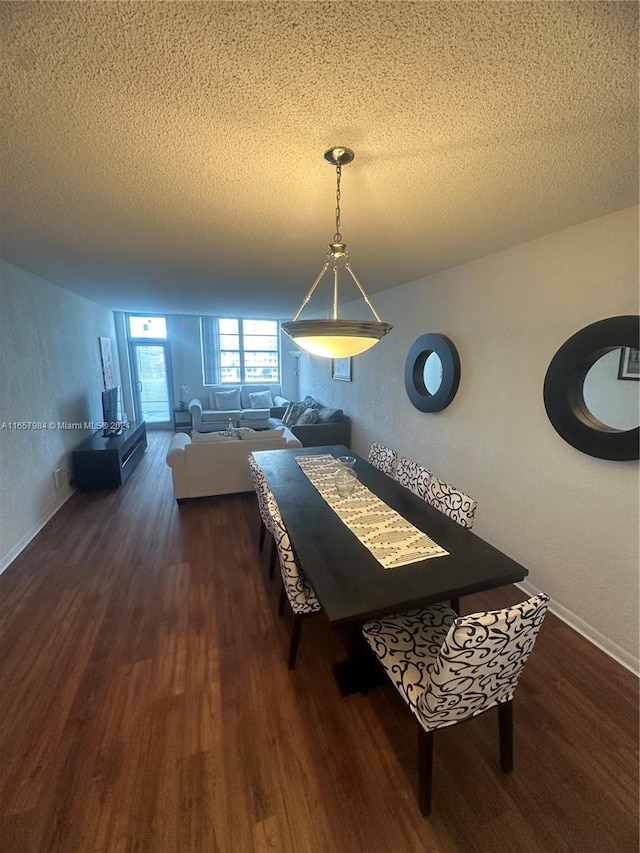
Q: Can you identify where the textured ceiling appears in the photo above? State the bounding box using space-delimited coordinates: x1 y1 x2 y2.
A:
1 1 638 318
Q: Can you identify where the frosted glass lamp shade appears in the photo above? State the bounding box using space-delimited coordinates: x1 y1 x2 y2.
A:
281 319 392 359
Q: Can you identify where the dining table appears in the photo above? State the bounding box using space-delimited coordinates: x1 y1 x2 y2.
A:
252 444 529 693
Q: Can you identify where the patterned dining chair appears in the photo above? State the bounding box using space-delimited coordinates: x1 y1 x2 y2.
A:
362 593 549 815
248 454 277 579
265 491 321 669
368 442 398 476
425 473 477 612
395 456 431 500
425 474 477 529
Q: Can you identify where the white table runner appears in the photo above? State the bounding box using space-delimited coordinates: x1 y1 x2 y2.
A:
295 455 448 569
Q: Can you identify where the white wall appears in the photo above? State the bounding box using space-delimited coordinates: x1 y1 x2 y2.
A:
299 206 640 672
0 260 119 572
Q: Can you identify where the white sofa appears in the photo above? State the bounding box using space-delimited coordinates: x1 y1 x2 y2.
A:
166 427 301 501
189 384 288 433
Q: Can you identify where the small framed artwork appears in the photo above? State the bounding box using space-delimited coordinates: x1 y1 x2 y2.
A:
332 357 351 381
617 347 640 381
99 336 116 389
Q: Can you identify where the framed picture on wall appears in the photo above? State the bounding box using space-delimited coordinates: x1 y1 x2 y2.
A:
99 336 116 389
332 357 351 381
618 347 640 381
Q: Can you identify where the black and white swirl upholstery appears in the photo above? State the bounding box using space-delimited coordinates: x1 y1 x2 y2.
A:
426 474 477 529
395 456 431 500
248 455 272 535
368 442 399 477
248 454 278 579
362 593 550 815
265 491 321 669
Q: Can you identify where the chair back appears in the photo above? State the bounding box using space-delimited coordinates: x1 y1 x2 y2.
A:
418 594 549 729
426 474 477 528
395 456 431 499
265 492 320 613
368 442 398 476
248 454 273 532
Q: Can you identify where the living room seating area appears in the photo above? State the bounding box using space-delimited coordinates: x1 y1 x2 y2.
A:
190 387 352 448
189 384 288 432
171 389 352 500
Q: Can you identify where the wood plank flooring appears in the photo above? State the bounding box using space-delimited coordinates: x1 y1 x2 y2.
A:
0 431 638 853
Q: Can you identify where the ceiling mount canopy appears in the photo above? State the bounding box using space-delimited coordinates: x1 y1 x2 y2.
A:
281 147 393 359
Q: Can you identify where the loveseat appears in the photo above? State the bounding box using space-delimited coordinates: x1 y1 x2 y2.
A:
166 426 302 501
268 394 351 448
189 384 288 433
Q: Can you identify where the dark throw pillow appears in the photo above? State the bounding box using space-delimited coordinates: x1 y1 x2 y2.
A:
296 407 319 425
301 395 321 410
316 406 344 423
283 401 307 427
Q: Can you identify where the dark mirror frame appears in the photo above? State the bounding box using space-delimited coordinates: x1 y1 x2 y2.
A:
543 315 639 461
404 333 461 413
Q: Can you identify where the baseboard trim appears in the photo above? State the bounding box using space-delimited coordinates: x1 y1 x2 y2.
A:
0 488 76 576
516 580 639 677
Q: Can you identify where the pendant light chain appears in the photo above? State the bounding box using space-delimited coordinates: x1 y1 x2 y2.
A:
333 162 342 243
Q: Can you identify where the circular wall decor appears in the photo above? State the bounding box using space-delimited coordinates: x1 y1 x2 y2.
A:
543 315 639 461
404 333 461 412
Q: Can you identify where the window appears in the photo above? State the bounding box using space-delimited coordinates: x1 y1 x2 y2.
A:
128 316 167 339
201 317 280 384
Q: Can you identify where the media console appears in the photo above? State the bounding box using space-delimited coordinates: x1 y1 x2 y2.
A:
72 420 147 490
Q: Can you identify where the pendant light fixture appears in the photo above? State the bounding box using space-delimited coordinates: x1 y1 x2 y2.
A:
281 147 393 358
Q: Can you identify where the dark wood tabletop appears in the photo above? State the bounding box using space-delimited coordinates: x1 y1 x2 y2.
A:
252 445 529 626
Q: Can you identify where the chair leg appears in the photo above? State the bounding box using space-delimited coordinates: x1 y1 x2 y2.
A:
268 537 277 579
450 597 460 614
278 582 287 617
258 520 266 552
288 614 304 669
498 700 513 772
418 727 434 816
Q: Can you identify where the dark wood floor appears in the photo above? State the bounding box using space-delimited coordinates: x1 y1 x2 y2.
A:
0 431 637 853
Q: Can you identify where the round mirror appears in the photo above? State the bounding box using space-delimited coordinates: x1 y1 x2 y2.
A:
423 352 443 395
405 334 460 413
543 316 639 461
583 349 640 431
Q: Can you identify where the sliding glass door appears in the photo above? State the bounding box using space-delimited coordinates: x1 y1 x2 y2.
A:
130 344 171 423
126 316 172 424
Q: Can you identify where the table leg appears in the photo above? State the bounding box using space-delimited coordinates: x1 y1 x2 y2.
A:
332 624 387 696
332 654 387 696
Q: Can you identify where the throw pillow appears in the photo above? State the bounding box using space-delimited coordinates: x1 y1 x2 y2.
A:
240 426 285 440
296 407 319 425
281 402 294 425
302 395 321 410
214 388 241 410
283 401 307 427
249 390 274 409
316 406 344 423
273 395 289 407
190 430 239 443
